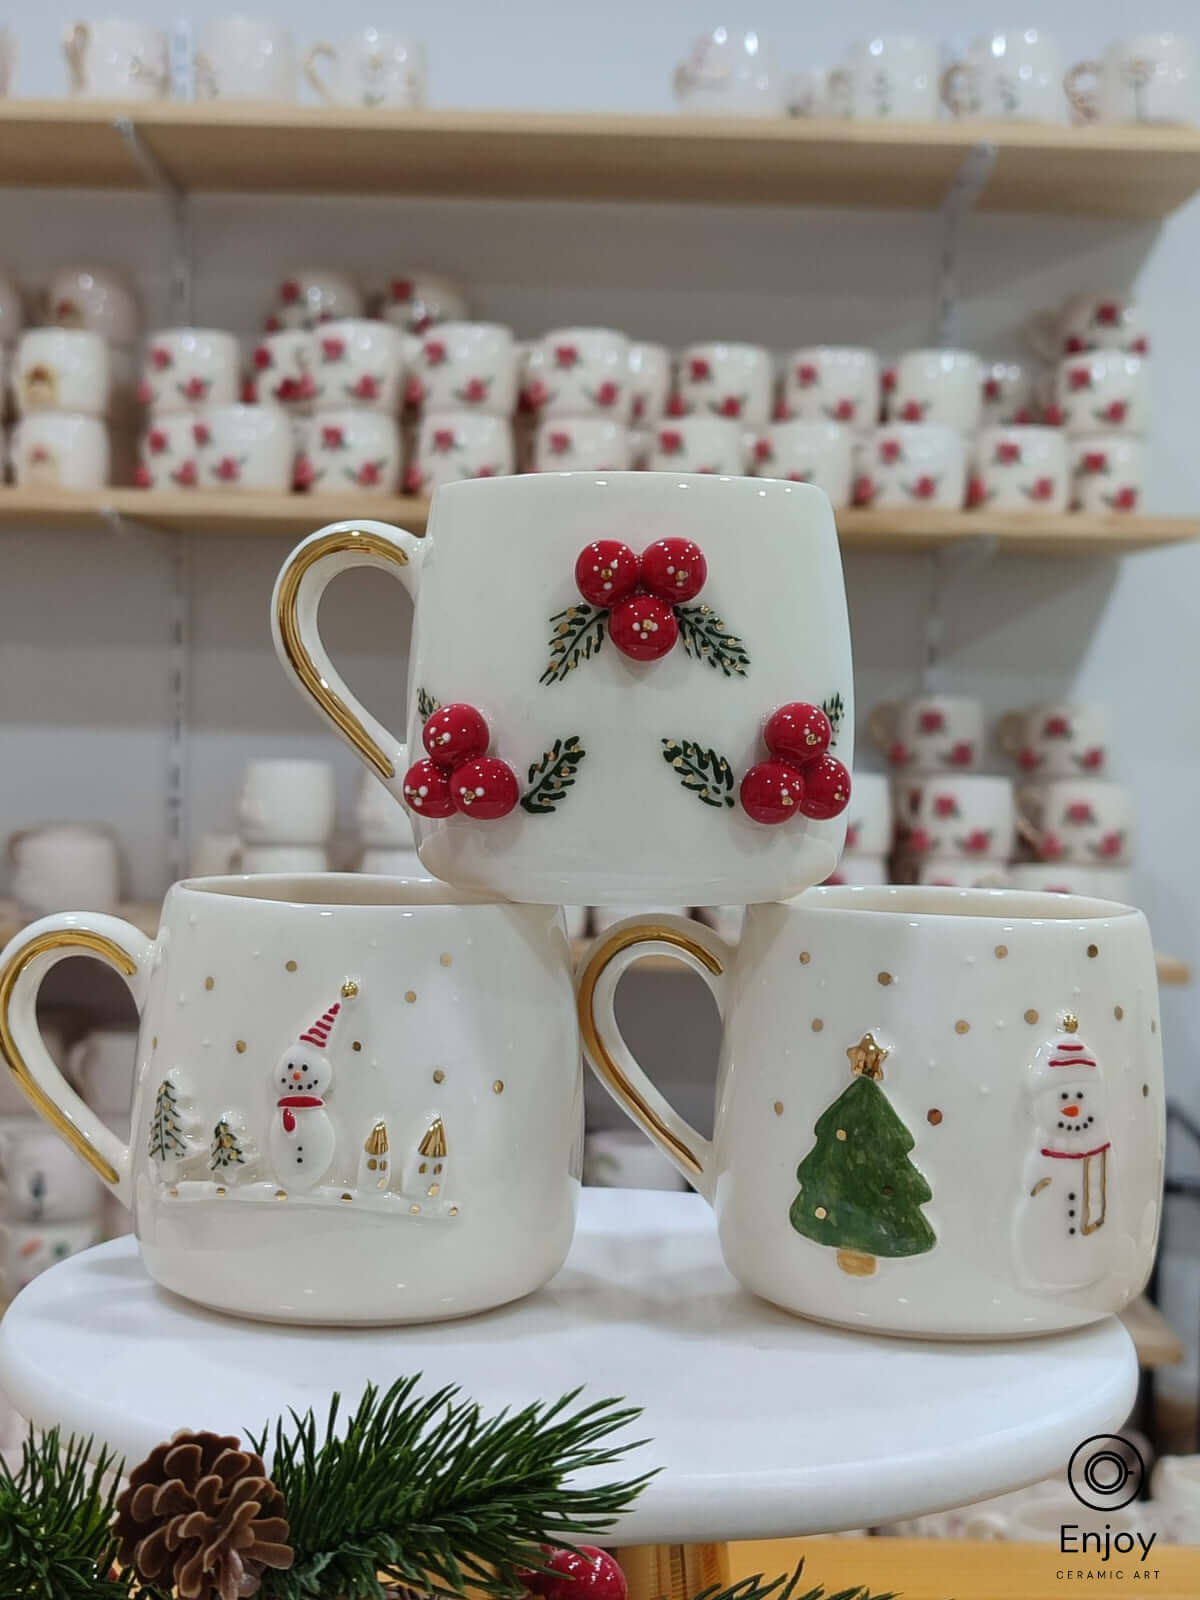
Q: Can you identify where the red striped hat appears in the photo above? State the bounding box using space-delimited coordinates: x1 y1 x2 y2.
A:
300 1000 340 1049
1048 1039 1097 1069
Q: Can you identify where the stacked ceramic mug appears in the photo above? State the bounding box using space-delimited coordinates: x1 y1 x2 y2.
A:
10 325 114 492
656 338 773 476
135 326 253 491
823 769 891 884
354 768 424 877
755 345 874 506
235 758 336 874
404 320 518 491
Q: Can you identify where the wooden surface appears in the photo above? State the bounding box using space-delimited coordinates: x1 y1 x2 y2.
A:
1 487 1196 556
1120 1294 1186 1368
4 101 1200 216
731 1536 1200 1599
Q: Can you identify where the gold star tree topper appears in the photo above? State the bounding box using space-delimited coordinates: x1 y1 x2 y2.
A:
847 1032 889 1081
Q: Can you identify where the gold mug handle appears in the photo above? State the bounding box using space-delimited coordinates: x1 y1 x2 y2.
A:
271 519 425 788
1015 784 1047 853
576 915 731 1200
0 912 151 1203
994 707 1027 758
62 21 89 93
866 700 898 755
1064 60 1102 124
304 42 338 104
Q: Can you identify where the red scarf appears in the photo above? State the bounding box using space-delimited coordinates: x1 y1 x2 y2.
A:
277 1094 323 1133
1040 1140 1110 1160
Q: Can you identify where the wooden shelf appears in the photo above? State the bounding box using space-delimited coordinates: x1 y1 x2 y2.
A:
4 100 1200 216
0 487 1195 556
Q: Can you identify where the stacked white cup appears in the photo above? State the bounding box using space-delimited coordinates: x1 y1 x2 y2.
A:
404 321 518 492
235 758 336 873
520 327 636 475
823 771 891 885
10 321 113 492
355 768 425 876
136 326 250 490
655 340 770 474
753 345 873 506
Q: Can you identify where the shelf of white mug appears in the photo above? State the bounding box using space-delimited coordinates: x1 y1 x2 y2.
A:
0 1188 1139 1540
1 487 1197 557
5 101 1200 218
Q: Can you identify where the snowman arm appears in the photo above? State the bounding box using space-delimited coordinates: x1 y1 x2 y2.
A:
1030 1175 1053 1197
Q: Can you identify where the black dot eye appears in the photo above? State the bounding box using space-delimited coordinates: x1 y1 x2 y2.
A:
1061 1092 1069 1100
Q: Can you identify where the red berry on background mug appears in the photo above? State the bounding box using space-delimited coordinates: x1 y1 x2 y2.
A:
271 472 853 906
868 695 984 775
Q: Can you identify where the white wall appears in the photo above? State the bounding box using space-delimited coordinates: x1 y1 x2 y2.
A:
2 1 1198 1373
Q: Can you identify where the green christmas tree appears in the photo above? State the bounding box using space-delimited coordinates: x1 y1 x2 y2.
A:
210 1115 257 1177
789 1032 935 1277
146 1075 192 1171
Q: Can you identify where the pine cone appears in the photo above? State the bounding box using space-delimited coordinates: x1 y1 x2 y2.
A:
114 1429 293 1600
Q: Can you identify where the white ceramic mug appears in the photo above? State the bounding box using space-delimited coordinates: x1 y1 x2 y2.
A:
753 421 852 506
672 27 783 117
981 359 1037 426
1007 863 1133 901
360 847 427 877
46 264 139 345
237 845 330 874
0 1119 104 1222
911 857 1008 888
841 772 891 856
405 411 514 493
1018 780 1134 866
532 418 631 472
897 775 1015 860
69 1026 138 1115
0 875 583 1324
1066 35 1196 125
942 31 1063 122
628 342 671 422
63 18 168 99
888 349 983 431
13 413 110 490
998 703 1111 777
830 36 939 120
197 17 296 102
853 425 967 510
138 328 240 413
265 269 363 333
238 759 337 846
272 473 854 906
9 824 120 915
296 409 401 494
968 426 1069 513
1053 353 1149 436
1 1219 101 1296
408 323 517 417
136 412 203 489
1028 293 1149 358
305 28 426 108
308 319 405 412
378 272 469 336
1070 435 1145 513
356 769 416 848
194 403 293 491
14 329 110 418
577 887 1164 1337
676 342 772 428
782 347 880 433
250 329 315 407
870 695 983 773
648 417 745 474
522 329 632 423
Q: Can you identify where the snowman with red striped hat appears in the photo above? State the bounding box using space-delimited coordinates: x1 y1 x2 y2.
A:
268 983 354 1192
1014 1013 1115 1292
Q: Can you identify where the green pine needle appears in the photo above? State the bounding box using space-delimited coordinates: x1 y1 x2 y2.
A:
249 1376 655 1600
696 1562 896 1600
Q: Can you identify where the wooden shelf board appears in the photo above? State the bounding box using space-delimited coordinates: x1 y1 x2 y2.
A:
3 100 1200 216
0 487 1194 555
1121 1293 1186 1368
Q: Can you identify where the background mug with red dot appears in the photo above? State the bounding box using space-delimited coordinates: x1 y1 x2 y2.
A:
13 412 110 491
781 346 880 433
752 420 853 507
306 318 406 412
249 330 314 409
521 327 632 424
996 702 1112 778
674 341 772 428
408 322 518 417
1025 292 1148 359
1017 779 1135 866
980 359 1036 427
576 888 1165 1337
136 412 202 490
272 471 853 905
909 856 1007 887
627 340 671 423
409 410 515 493
264 267 363 332
298 407 401 495
887 349 983 432
1053 352 1150 436
194 403 292 492
648 416 745 474
532 417 632 472
968 425 1068 513
375 270 468 334
819 852 888 887
853 424 967 510
840 771 892 857
1006 862 1134 901
894 774 1016 861
1069 435 1145 513
869 694 984 774
137 327 240 414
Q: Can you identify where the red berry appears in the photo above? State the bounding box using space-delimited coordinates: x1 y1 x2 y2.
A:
574 540 641 607
764 702 831 767
797 755 852 820
423 702 490 767
640 537 707 603
402 759 455 818
740 761 805 825
608 594 678 661
520 1547 627 1600
450 757 519 820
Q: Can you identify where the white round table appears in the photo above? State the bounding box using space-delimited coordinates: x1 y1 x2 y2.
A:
0 1188 1136 1546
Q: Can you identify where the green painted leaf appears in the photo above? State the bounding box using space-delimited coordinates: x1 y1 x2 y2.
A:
674 603 750 678
661 738 737 809
540 604 606 685
416 687 440 723
521 735 587 815
822 692 846 747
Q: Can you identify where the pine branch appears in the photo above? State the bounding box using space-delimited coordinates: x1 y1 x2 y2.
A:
694 1564 896 1600
674 605 750 678
521 737 587 815
661 739 737 809
539 605 606 685
249 1378 653 1600
821 694 846 748
417 689 440 724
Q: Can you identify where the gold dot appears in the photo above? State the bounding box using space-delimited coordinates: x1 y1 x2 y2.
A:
427 1182 440 1196
1024 1009 1039 1025
274 1189 288 1199
811 1018 824 1032
449 1206 459 1216
410 1203 421 1214
1087 943 1099 958
216 1186 226 1195
799 951 811 965
405 990 417 1003
341 979 359 998
235 1039 246 1053
955 1019 970 1035
835 1128 847 1141
1143 1083 1150 1097
493 1079 504 1093
340 1192 353 1202
814 1206 828 1219
877 971 893 986
927 1108 943 1126
204 976 214 991
352 1040 362 1052
1114 1005 1124 1020
433 1069 445 1083
285 960 297 973
367 1158 377 1172
994 944 1008 959
773 1100 784 1115
440 953 452 967
168 1185 179 1197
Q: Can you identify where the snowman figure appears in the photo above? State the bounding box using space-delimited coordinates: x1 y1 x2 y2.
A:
1014 1015 1116 1292
269 987 354 1192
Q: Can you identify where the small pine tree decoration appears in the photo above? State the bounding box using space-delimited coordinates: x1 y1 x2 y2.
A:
789 1032 935 1277
146 1072 199 1178
210 1115 257 1177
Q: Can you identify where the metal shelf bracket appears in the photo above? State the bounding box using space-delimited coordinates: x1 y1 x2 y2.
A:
934 141 997 349
113 116 194 326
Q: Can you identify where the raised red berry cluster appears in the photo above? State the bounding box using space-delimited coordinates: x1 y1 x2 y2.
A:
740 702 852 825
517 1545 627 1600
574 537 707 662
402 703 518 822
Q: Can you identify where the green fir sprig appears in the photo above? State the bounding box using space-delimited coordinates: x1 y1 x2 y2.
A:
247 1378 653 1600
539 605 606 685
521 736 588 815
701 1563 896 1600
673 606 750 678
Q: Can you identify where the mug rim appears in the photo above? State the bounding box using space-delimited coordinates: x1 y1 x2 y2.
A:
433 469 833 511
178 871 540 910
795 883 1140 923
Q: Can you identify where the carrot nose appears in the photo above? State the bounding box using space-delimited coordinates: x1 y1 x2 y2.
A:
292 1070 302 1081
1063 1104 1080 1117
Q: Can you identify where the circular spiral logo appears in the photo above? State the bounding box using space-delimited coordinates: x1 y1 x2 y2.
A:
1068 1434 1146 1511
